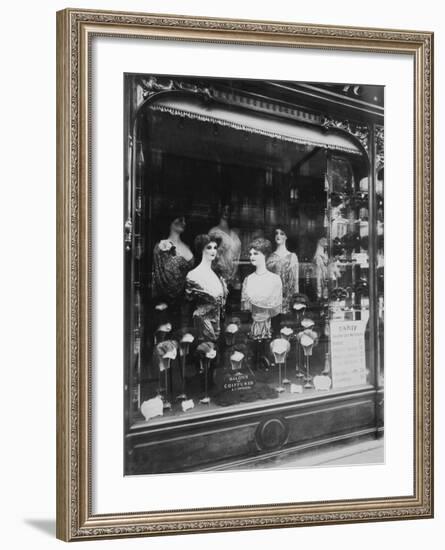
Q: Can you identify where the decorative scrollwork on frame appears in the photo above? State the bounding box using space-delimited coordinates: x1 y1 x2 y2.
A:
138 75 213 105
321 116 370 151
73 503 432 538
321 119 384 171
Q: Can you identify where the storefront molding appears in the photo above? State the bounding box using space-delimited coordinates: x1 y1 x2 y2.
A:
202 426 382 471
125 387 382 475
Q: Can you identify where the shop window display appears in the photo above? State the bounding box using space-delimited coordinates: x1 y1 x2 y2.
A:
124 74 384 473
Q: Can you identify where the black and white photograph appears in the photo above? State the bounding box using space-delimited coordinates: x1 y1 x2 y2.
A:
1 0 439 545
123 74 385 475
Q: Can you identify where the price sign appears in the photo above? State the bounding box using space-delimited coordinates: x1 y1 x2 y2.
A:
329 319 368 389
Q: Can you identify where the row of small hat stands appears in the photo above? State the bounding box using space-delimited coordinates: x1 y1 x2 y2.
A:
140 296 332 422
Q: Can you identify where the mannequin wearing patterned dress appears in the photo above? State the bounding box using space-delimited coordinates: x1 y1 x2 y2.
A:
186 235 227 342
152 214 194 302
241 238 282 340
152 213 194 333
266 226 299 314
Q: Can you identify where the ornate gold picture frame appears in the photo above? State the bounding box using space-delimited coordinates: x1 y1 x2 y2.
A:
56 7 433 541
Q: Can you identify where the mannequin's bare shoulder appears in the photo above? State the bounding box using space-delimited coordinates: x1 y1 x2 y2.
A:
186 265 200 281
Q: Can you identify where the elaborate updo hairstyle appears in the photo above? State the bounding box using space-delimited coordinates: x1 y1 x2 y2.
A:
193 234 221 264
248 237 273 258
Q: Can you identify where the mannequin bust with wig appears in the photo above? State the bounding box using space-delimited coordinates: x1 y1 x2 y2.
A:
185 234 228 342
187 234 225 299
152 205 194 302
266 224 299 314
241 238 282 340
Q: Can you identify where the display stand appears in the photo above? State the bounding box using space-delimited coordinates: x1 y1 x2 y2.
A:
270 338 291 393
177 334 194 400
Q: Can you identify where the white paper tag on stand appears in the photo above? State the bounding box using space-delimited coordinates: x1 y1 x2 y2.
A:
181 399 195 412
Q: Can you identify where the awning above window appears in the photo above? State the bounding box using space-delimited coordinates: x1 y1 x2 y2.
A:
148 95 364 157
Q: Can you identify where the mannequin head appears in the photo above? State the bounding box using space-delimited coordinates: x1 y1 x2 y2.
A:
160 204 187 238
213 202 232 225
248 238 272 268
273 224 290 247
272 224 298 251
170 215 186 235
194 234 220 264
220 203 231 221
